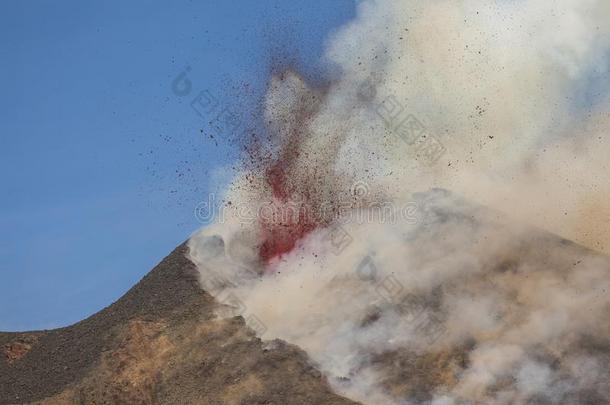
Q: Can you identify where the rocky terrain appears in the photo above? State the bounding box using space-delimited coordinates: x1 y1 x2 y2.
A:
0 243 357 405
2 192 610 404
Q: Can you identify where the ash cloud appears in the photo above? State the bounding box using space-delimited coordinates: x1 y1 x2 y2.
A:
189 1 610 403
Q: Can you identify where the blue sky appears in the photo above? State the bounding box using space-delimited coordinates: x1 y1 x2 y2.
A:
0 0 356 331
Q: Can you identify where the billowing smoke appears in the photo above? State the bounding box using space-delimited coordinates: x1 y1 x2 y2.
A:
189 1 610 403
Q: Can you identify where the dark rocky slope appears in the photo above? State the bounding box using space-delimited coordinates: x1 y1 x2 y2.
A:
0 243 357 405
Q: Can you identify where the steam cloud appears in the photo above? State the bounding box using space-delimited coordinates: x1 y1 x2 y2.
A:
189 1 610 403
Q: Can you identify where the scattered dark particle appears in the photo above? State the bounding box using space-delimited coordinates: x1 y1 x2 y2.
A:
488 136 494 139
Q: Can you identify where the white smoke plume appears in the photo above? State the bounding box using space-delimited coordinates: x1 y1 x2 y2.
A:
189 1 610 403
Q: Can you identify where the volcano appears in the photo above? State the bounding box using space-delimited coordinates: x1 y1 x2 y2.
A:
2 191 609 404
0 243 356 405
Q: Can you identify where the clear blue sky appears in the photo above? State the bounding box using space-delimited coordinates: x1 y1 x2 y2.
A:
0 0 356 331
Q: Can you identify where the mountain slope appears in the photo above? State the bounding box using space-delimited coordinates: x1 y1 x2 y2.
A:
0 243 357 405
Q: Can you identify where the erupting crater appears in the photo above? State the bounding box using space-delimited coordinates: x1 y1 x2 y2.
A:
257 163 325 263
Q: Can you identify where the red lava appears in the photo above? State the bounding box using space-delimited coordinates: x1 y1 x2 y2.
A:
247 69 338 266
258 163 320 264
